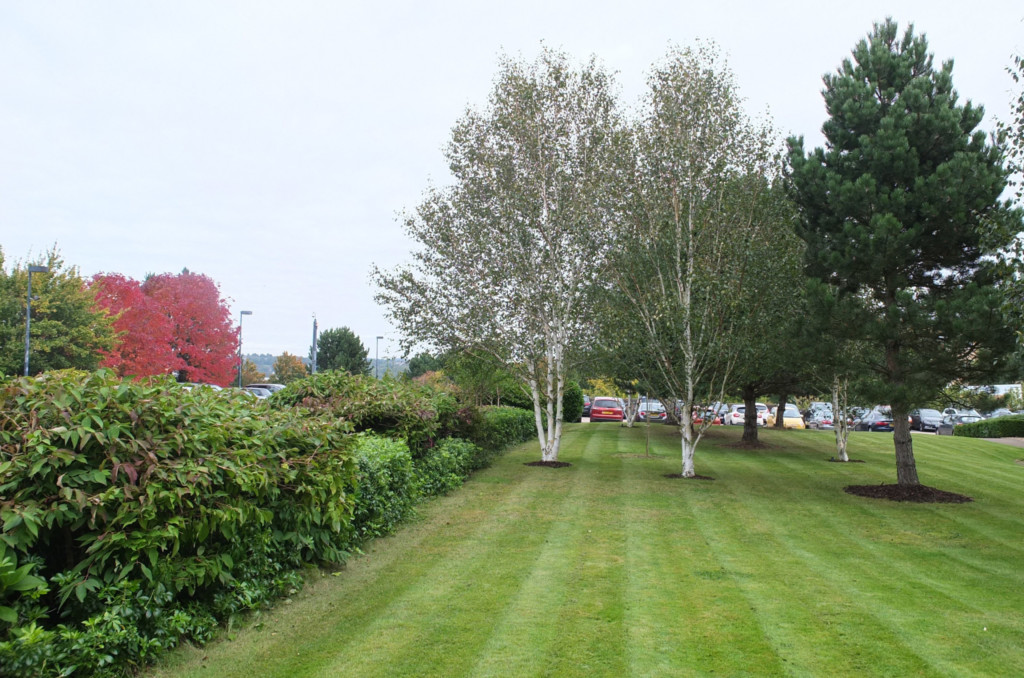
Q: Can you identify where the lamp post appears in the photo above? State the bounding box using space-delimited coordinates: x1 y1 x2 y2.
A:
23 265 49 377
375 335 383 379
311 315 318 374
237 310 252 387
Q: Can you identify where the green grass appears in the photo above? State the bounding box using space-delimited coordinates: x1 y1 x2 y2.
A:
148 425 1024 677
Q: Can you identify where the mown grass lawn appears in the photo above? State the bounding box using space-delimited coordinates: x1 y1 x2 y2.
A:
149 424 1024 677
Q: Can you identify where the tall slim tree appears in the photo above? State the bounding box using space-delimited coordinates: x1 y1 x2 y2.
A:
314 326 371 375
604 44 783 477
788 20 1019 486
375 48 622 462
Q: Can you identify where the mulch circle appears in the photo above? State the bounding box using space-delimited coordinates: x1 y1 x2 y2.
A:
663 473 715 480
827 457 866 463
844 484 973 503
524 461 572 468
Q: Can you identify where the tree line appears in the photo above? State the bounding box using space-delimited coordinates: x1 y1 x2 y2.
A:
376 20 1024 491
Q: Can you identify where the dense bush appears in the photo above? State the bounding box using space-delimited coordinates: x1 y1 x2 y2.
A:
953 414 1024 438
562 380 584 423
467 406 536 455
414 438 478 497
0 370 357 676
270 371 473 456
350 435 417 542
495 380 584 424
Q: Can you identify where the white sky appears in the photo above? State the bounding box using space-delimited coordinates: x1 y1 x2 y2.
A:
2 1 1022 357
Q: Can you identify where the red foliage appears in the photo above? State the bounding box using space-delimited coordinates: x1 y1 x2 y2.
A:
91 273 183 378
141 271 238 386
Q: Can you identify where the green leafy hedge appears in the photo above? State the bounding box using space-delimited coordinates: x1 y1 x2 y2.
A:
351 435 417 542
270 371 472 456
0 370 357 676
467 406 536 455
952 414 1024 438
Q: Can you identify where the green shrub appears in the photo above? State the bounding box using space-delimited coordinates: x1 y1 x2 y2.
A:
270 371 474 456
414 438 478 497
496 381 584 424
351 435 418 541
468 406 536 454
562 380 584 423
0 369 358 675
953 414 1024 438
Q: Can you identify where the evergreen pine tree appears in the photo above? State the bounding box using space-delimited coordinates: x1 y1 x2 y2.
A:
788 19 1019 487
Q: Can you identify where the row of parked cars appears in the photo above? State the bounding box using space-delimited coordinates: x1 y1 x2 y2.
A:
583 396 1011 435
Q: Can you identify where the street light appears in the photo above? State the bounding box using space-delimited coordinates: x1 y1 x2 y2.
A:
375 335 384 379
237 310 252 387
23 265 49 377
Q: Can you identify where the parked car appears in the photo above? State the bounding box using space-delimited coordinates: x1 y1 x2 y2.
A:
244 386 273 399
766 404 806 429
638 399 668 423
806 410 835 430
909 408 943 432
854 407 894 432
937 413 984 435
984 408 1013 419
582 395 592 418
247 382 286 393
589 397 624 422
725 403 767 426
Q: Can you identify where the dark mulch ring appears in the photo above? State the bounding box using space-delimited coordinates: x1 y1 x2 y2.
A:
844 484 973 503
524 461 572 468
827 457 866 463
664 473 715 480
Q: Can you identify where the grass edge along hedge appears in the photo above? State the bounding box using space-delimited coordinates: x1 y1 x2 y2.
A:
0 372 535 678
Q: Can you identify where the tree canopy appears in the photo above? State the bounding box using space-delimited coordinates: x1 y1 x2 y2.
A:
0 248 115 376
315 326 371 376
140 270 237 386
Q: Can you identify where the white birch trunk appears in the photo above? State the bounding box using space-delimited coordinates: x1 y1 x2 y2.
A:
681 418 697 477
832 375 850 462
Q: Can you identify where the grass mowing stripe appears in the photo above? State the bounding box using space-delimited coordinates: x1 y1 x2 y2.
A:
618 431 788 676
316 445 590 677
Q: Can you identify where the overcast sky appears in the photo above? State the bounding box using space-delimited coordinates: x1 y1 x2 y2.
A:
2 1 1022 358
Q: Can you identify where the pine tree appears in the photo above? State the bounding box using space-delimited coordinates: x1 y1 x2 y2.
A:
788 20 1019 486
315 327 371 375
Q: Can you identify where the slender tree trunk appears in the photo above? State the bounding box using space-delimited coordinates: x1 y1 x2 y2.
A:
886 341 919 485
831 376 849 462
681 417 696 477
892 405 918 485
741 383 759 443
773 393 789 429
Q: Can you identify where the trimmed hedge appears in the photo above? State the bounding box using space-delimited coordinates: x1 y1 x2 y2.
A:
467 406 536 455
0 370 358 677
953 414 1024 438
350 435 417 542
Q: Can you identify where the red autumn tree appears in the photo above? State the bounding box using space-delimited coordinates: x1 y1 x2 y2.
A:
91 273 183 378
141 270 237 386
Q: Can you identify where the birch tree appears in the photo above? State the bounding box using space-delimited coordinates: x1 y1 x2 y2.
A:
607 44 782 477
374 49 621 462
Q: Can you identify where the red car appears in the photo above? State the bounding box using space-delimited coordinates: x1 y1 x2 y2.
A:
589 397 624 422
